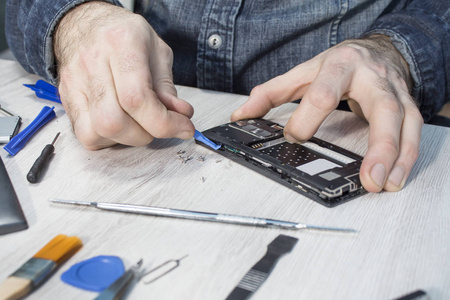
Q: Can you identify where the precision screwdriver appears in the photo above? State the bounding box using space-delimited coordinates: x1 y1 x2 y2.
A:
27 132 60 183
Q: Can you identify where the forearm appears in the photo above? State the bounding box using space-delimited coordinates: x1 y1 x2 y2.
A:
364 0 450 122
5 0 122 84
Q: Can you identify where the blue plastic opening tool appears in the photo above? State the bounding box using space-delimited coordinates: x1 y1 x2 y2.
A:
194 129 221 150
61 256 125 292
4 106 56 156
23 80 61 103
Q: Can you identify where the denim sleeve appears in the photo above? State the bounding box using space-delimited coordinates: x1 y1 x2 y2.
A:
5 0 123 85
365 0 450 122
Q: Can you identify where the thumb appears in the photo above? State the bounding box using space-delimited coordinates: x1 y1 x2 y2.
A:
231 85 275 121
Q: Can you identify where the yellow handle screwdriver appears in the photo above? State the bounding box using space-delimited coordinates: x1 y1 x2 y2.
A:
27 132 60 183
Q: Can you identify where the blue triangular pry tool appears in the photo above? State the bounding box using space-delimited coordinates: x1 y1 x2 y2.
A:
61 255 125 292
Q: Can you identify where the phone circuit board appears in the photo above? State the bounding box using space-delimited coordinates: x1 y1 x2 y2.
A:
197 119 366 207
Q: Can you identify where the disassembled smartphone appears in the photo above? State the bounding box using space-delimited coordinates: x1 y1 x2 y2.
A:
196 119 366 207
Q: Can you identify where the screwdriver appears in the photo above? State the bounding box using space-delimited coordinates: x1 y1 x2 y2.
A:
27 132 60 183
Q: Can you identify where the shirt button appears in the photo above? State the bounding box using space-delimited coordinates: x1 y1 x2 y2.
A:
208 34 222 49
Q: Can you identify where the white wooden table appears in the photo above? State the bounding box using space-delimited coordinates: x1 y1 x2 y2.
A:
0 59 449 300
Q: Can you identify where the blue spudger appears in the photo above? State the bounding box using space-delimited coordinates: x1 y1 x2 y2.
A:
23 80 61 103
3 106 56 156
194 129 221 150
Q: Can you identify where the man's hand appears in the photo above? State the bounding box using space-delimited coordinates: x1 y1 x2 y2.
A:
231 36 423 193
54 1 195 150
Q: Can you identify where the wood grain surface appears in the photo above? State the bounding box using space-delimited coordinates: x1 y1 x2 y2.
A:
0 59 449 300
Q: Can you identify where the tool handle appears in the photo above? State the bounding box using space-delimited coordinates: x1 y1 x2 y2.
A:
27 144 55 183
0 276 32 300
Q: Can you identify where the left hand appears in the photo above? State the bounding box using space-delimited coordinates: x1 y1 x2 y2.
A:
231 36 423 193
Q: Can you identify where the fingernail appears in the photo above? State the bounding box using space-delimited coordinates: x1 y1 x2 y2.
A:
387 166 405 187
370 163 386 188
284 133 297 143
230 111 239 121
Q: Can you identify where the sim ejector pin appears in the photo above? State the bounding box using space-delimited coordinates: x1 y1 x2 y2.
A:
140 255 188 285
49 199 357 234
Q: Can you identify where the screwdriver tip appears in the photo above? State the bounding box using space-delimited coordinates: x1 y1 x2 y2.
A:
297 224 358 234
51 132 61 145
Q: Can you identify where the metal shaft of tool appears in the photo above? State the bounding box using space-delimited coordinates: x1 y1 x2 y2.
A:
49 198 356 233
95 259 143 300
50 132 61 145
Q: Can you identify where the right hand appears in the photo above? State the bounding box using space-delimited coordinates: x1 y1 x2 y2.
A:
54 1 195 150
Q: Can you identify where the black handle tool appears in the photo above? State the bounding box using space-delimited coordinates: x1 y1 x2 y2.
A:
27 132 60 183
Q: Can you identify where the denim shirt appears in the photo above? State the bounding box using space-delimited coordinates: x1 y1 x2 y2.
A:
6 0 449 122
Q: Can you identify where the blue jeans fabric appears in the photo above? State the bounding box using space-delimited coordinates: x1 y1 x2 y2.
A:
6 0 450 122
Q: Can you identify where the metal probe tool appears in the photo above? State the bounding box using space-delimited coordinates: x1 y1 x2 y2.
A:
49 198 357 234
27 132 60 183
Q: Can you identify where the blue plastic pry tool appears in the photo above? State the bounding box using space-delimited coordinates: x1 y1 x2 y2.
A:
23 80 61 103
194 129 221 150
61 255 125 292
4 106 56 156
